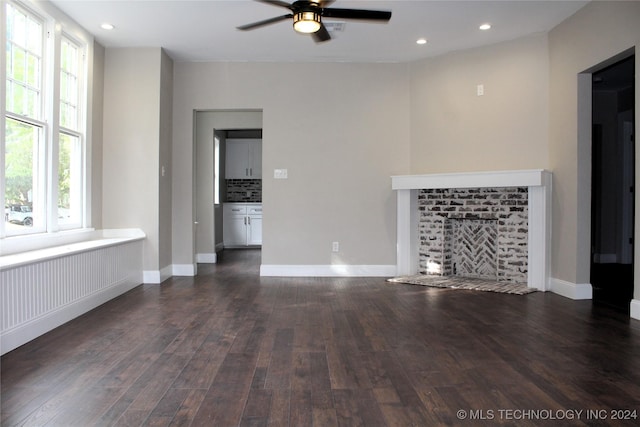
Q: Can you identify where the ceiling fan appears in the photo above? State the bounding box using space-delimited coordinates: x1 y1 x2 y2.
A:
237 0 392 43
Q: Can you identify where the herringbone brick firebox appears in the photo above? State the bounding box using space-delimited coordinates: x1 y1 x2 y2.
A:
418 187 528 284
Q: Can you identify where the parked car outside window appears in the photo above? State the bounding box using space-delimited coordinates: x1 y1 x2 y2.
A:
6 205 33 227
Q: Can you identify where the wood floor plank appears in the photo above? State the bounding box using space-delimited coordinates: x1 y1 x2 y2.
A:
240 388 273 426
141 387 192 426
3 249 640 426
289 389 313 427
167 389 207 427
333 389 387 427
266 389 290 427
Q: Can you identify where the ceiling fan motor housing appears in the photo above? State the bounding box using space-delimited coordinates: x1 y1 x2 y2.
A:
293 11 322 33
239 0 391 42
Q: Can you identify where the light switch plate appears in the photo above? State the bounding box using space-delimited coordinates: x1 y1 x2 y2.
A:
274 169 288 179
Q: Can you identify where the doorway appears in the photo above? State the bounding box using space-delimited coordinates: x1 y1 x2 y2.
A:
194 110 263 267
590 54 635 311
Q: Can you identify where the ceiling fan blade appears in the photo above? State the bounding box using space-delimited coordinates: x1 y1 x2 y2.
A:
322 8 392 22
318 0 336 6
237 14 293 31
312 23 331 43
253 0 293 10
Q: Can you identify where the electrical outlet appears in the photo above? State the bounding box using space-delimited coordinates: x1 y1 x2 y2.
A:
332 242 339 253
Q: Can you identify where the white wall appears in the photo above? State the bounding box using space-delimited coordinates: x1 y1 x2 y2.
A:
409 34 549 174
173 63 411 271
103 48 167 277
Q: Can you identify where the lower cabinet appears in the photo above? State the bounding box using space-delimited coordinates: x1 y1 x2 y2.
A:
223 204 262 247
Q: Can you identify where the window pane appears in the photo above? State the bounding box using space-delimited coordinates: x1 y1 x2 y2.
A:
11 45 25 82
27 53 39 86
11 8 26 47
27 18 42 53
60 38 80 130
58 132 81 227
6 2 42 119
4 118 44 231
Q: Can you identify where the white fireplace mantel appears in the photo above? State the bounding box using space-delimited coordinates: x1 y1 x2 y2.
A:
392 169 552 291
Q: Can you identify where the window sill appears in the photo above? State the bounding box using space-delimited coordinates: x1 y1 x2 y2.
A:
0 228 146 271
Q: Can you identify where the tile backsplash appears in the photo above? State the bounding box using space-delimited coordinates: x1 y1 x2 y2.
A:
226 179 262 202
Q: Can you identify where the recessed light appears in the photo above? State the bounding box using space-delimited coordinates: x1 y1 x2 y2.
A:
416 38 427 45
479 23 492 31
101 23 115 30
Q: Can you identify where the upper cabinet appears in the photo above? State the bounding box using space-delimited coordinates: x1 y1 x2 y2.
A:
225 139 262 179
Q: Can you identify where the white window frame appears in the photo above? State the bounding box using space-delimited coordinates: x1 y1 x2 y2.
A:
3 1 48 236
1 0 92 249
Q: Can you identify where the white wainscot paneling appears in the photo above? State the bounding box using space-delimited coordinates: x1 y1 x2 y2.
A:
1 231 144 355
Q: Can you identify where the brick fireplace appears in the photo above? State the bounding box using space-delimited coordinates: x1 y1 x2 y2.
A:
392 170 551 291
419 187 528 284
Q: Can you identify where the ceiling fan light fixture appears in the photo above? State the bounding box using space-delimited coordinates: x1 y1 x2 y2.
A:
293 11 321 33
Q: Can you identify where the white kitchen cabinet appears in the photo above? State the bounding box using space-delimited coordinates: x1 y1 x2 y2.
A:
225 139 262 179
247 206 263 246
223 203 262 247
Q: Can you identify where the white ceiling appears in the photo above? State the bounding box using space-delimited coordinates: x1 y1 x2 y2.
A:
48 0 589 63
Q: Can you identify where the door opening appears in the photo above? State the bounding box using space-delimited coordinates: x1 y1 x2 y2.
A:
590 54 635 311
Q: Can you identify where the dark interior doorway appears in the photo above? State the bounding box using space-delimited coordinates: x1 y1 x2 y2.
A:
591 54 635 312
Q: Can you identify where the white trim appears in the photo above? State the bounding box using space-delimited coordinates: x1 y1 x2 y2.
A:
549 277 593 300
173 263 196 277
260 264 397 277
392 169 549 190
143 270 161 284
0 228 145 268
197 252 217 263
142 265 173 285
396 189 419 276
630 299 640 321
527 182 552 291
160 265 173 283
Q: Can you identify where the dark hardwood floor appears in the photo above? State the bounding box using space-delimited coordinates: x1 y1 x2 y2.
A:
2 249 640 426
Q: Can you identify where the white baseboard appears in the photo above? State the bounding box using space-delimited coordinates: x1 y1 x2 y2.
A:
144 264 196 282
172 263 196 277
143 266 172 284
143 270 161 284
631 299 640 321
549 277 593 300
196 253 217 263
260 264 396 277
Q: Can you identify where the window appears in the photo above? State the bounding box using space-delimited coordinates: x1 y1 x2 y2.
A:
2 0 87 237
